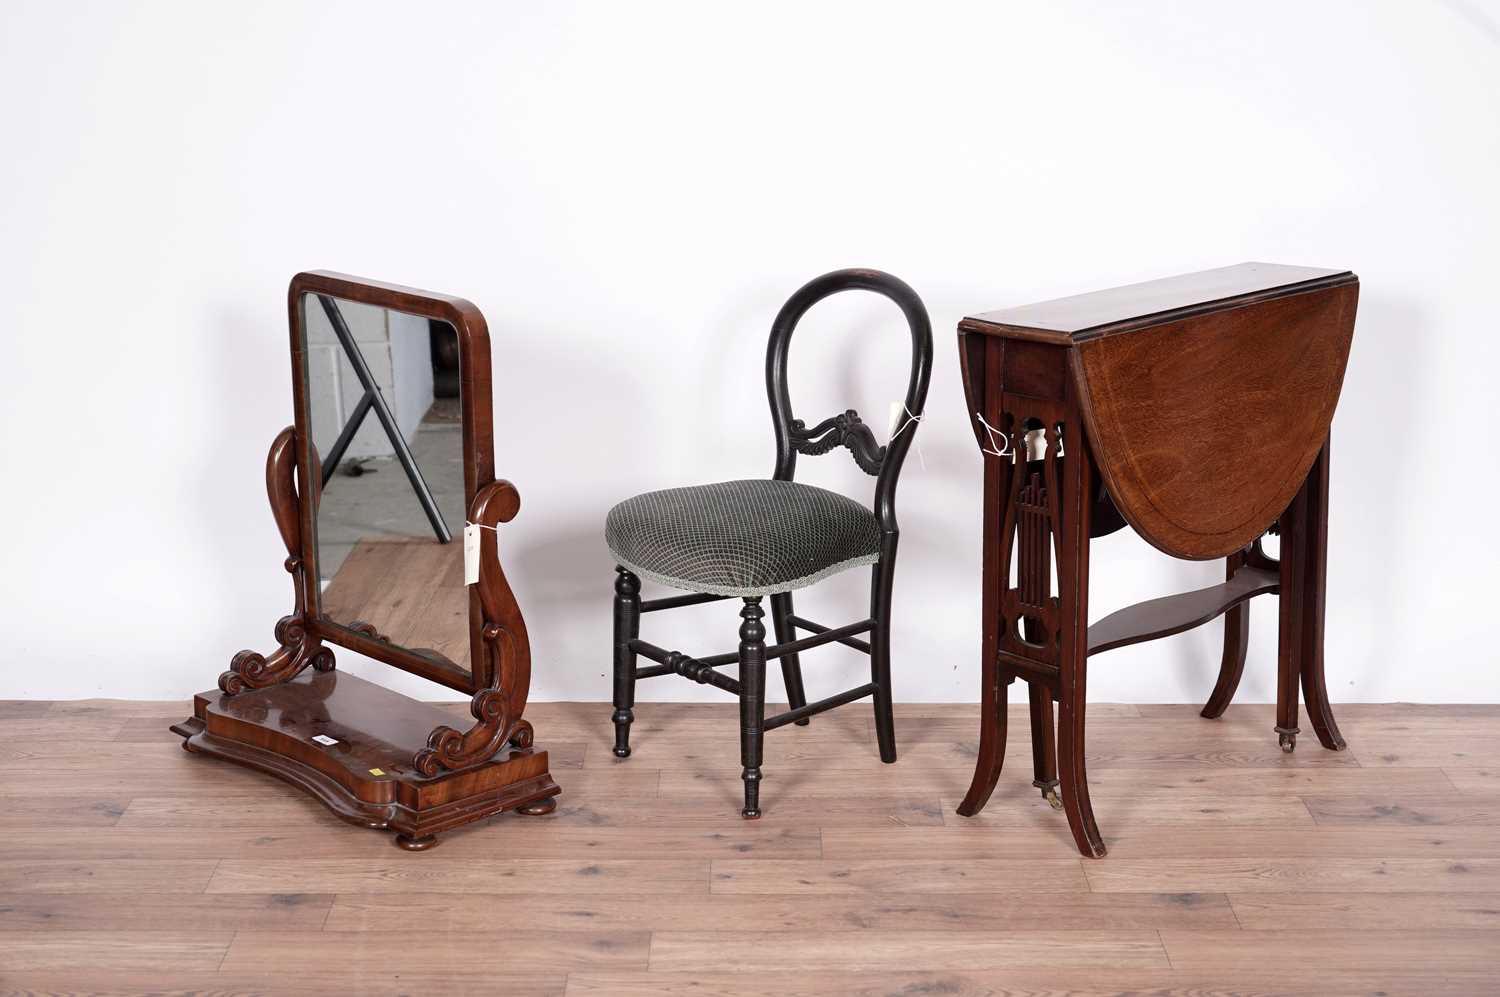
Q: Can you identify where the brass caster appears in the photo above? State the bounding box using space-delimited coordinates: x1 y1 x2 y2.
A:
1044 788 1063 811
395 833 437 851
517 796 558 817
1279 731 1297 753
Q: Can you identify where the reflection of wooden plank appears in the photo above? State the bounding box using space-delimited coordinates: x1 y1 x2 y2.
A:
319 539 470 669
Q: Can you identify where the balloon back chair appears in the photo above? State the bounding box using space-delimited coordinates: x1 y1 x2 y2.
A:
604 268 933 817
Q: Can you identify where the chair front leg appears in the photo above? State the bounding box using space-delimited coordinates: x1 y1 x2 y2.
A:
738 597 767 818
612 567 641 758
869 553 898 764
769 592 809 726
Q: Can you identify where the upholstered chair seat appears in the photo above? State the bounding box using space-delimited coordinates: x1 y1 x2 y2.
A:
606 479 881 597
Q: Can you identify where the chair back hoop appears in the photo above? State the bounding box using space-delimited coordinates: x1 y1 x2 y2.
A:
765 268 934 533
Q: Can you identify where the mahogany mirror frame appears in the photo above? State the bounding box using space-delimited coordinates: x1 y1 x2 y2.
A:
174 270 556 850
289 270 494 695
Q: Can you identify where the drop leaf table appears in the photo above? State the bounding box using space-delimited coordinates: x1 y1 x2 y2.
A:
954 262 1358 857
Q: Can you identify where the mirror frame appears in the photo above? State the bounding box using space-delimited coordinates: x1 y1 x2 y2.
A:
288 271 494 695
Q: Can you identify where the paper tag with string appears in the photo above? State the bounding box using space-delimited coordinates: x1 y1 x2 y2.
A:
463 523 481 585
887 401 905 441
887 400 925 470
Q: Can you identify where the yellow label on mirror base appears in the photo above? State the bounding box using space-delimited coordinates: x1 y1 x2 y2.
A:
368 768 385 776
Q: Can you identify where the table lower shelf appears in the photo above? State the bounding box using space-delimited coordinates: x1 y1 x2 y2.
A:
1088 565 1279 656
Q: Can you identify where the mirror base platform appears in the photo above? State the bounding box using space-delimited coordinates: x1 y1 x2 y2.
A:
170 670 559 850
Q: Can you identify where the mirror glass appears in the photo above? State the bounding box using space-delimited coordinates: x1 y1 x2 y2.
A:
300 292 471 672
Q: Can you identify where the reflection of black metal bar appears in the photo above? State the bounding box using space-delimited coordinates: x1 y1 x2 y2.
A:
317 294 451 544
321 390 374 487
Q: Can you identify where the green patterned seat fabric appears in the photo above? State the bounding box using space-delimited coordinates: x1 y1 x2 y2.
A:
606 479 881 597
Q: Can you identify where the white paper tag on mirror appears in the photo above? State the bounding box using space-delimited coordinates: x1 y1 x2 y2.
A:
464 523 480 586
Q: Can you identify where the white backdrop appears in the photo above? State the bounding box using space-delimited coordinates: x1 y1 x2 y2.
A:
2 1 1497 703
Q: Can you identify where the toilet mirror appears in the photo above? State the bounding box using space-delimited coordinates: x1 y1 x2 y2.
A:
289 273 497 693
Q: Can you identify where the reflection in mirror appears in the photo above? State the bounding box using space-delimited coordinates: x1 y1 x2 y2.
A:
301 293 471 672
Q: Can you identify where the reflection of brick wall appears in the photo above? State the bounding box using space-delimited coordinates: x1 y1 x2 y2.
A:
303 297 435 462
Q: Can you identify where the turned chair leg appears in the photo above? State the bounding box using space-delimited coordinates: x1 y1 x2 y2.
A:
869 561 898 764
612 567 641 758
1203 551 1250 720
738 598 767 817
769 592 809 726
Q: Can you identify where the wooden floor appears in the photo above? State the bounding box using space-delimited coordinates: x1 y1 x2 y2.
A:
1 699 1497 995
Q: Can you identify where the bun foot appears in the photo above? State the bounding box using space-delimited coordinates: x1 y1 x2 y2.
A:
395 833 437 851
742 808 761 820
517 796 558 816
613 746 631 758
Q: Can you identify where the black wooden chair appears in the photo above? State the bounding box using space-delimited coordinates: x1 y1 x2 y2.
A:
604 268 933 817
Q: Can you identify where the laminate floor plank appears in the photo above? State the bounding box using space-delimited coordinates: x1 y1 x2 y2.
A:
563 970 1493 997
324 890 1236 933
942 791 1315 828
76 823 823 862
0 891 333 930
1085 857 1500 893
0 795 128 829
208 858 709 895
220 929 651 973
1445 766 1500 794
548 795 948 828
647 929 1170 971
709 858 1089 894
1344 727 1500 768
1159 929 1500 972
0 930 232 972
1304 793 1500 826
0 973 567 997
47 698 189 717
824 824 1500 859
0 714 128 743
0 700 52 719
1228 891 1500 930
0 859 220 893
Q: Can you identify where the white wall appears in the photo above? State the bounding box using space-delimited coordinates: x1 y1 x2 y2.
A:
2 0 1497 703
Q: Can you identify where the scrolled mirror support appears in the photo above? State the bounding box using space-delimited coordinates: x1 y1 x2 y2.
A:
218 426 333 695
411 479 534 775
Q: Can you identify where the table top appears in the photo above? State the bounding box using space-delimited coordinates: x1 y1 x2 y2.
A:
961 262 1355 344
